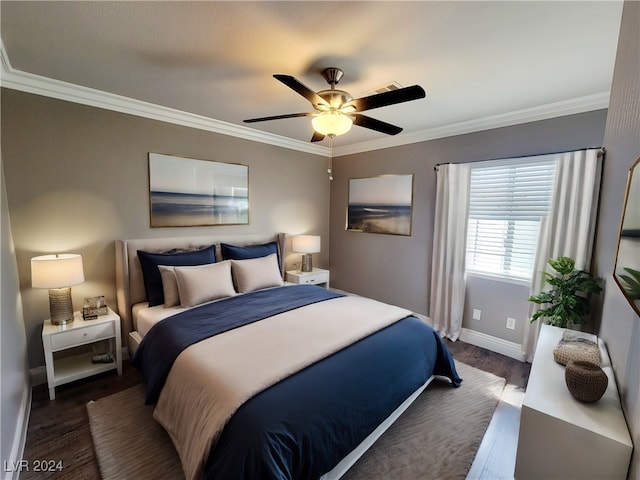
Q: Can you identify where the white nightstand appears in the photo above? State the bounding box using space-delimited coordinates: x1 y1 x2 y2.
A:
286 268 330 288
42 307 122 400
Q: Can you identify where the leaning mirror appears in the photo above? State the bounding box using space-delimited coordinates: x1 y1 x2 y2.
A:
614 156 640 315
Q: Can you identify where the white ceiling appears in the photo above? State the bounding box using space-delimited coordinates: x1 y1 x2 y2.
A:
0 1 623 155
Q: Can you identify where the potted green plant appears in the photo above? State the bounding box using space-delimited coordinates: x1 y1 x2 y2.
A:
528 256 603 328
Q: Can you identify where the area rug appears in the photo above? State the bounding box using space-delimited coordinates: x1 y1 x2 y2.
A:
87 362 505 480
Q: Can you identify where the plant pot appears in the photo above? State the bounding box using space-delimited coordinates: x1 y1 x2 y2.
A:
565 360 608 403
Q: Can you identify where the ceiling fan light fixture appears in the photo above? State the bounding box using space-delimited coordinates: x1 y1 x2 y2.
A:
312 111 353 137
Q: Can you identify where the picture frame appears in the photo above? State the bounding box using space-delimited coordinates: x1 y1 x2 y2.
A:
148 153 249 227
83 295 107 320
347 174 414 236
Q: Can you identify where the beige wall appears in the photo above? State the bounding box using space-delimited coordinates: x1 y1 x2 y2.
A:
595 2 640 477
1 89 329 368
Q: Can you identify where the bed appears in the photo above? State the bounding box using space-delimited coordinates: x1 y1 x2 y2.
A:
115 233 461 480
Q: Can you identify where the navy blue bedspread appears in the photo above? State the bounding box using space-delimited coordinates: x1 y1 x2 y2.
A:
132 285 343 404
132 285 461 479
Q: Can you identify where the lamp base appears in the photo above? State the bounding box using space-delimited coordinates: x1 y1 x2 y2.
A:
49 287 74 325
301 253 313 272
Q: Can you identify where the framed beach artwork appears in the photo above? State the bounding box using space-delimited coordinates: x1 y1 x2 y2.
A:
347 174 413 236
148 153 249 227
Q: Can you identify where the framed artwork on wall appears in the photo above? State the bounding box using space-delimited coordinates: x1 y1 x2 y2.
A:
347 174 413 236
148 152 249 227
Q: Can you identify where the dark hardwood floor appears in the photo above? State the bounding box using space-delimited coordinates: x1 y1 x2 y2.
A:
444 339 530 390
20 340 529 479
21 362 142 479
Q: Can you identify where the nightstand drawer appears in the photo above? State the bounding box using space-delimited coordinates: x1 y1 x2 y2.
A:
50 322 114 350
298 271 329 284
286 268 330 288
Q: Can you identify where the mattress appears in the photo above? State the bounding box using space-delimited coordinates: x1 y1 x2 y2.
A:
132 282 298 337
134 303 185 337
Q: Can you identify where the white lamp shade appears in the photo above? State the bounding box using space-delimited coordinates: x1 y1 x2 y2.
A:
292 235 321 254
312 111 353 137
31 254 84 289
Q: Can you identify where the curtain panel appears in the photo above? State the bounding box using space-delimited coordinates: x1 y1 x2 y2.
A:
429 163 470 341
522 148 603 361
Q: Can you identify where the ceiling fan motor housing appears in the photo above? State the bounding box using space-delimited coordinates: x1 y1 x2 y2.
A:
316 89 353 110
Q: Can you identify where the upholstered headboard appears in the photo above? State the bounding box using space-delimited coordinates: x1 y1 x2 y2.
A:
115 233 287 341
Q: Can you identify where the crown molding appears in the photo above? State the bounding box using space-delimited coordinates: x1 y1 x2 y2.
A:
0 42 327 157
1 39 608 159
0 38 12 73
332 91 610 157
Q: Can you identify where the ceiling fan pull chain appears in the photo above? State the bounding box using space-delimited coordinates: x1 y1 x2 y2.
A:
328 136 334 181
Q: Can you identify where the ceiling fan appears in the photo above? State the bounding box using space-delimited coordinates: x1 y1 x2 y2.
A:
244 68 426 142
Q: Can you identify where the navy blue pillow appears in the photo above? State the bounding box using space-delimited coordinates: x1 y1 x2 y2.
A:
220 241 279 261
137 246 216 307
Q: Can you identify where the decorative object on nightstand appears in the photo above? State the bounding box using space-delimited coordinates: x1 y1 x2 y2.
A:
564 360 608 403
31 253 84 325
83 295 108 320
292 235 321 272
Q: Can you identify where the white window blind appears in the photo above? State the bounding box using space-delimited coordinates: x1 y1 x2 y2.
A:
466 158 556 282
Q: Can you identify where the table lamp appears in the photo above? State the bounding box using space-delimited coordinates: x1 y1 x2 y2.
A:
292 235 320 272
31 253 84 325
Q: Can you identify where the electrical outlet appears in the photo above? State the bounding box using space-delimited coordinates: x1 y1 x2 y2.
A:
472 309 482 320
506 317 516 330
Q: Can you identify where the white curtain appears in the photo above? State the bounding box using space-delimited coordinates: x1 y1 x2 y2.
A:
522 148 602 361
429 163 470 341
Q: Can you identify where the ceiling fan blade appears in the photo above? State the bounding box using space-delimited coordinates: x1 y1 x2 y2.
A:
243 112 313 123
274 74 329 108
311 131 325 142
353 114 403 135
345 85 426 112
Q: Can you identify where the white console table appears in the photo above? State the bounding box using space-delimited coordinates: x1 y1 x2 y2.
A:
515 324 632 479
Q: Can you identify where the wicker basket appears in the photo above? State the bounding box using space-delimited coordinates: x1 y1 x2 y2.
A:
565 360 608 403
553 331 601 366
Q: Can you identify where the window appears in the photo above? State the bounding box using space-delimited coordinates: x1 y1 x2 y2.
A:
465 158 556 282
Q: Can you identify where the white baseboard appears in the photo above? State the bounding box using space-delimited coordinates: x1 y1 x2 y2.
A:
30 346 130 386
3 380 31 480
459 328 526 362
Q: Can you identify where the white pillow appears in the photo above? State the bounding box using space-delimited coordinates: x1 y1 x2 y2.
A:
231 254 284 293
158 266 180 307
173 261 236 307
